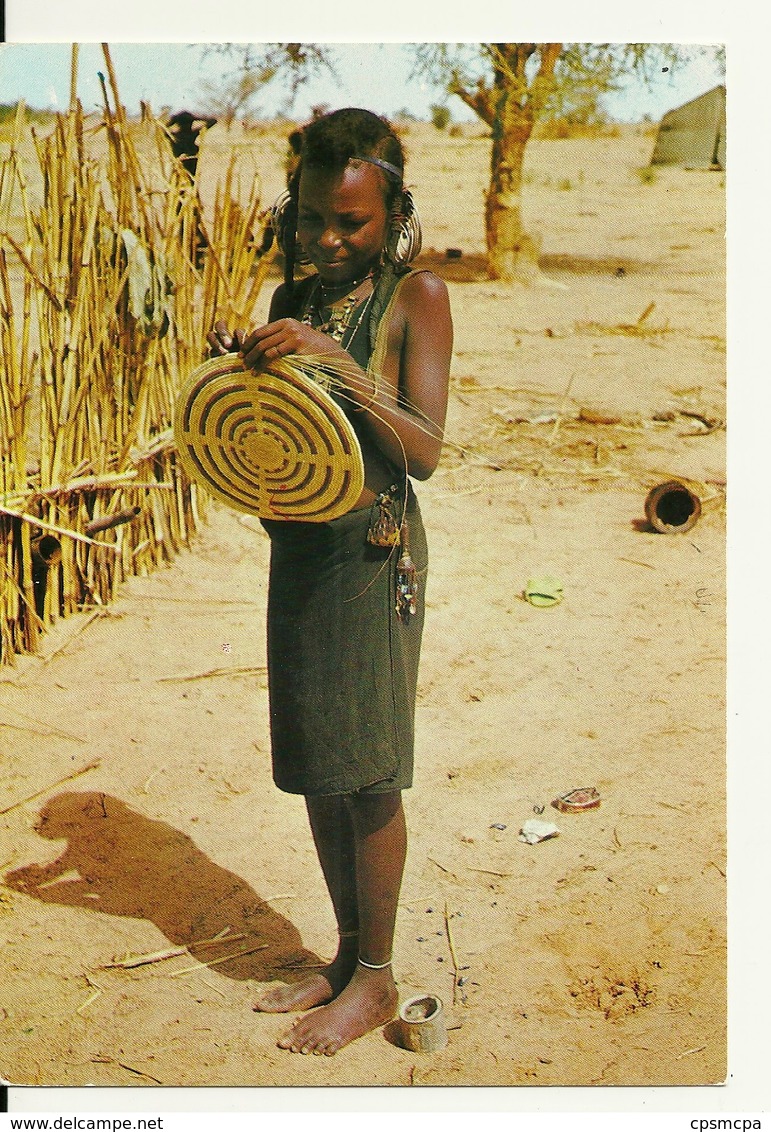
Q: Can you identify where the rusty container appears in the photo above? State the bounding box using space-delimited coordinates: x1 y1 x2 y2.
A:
397 994 448 1052
644 481 702 534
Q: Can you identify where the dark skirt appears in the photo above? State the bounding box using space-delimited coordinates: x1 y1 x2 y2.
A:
261 487 427 796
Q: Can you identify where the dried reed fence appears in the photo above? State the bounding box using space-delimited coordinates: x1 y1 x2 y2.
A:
0 45 274 664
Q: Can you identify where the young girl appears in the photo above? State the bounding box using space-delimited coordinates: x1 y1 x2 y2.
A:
208 108 452 1056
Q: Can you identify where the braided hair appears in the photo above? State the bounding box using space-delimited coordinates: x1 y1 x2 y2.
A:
283 108 409 335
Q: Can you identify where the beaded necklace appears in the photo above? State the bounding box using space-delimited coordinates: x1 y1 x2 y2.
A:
302 274 374 340
300 273 377 389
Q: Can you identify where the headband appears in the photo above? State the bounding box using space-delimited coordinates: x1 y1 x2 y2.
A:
352 154 403 181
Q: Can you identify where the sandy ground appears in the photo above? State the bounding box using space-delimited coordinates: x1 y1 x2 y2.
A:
0 126 725 1088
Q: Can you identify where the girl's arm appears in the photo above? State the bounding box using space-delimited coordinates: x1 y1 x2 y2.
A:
209 274 452 480
342 271 452 480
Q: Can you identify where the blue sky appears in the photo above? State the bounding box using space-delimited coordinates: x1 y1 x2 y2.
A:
0 43 724 124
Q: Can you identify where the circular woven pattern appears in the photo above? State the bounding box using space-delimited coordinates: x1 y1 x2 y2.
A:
174 355 365 521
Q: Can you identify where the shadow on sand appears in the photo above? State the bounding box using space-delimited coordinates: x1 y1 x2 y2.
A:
413 250 660 283
266 248 659 289
4 790 319 983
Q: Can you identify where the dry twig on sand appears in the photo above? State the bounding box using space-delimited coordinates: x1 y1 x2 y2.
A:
444 902 463 1006
41 609 105 666
75 988 103 1016
171 943 269 977
91 1056 163 1085
0 758 100 816
105 928 244 969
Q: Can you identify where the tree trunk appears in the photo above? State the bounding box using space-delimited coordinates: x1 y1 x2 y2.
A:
485 124 539 282
483 43 561 283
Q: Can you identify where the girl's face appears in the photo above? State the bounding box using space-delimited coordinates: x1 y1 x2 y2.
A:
296 162 391 287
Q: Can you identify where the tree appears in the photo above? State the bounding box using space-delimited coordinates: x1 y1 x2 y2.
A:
414 44 723 282
198 43 333 126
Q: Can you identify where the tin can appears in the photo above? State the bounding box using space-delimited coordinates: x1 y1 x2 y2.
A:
644 481 702 534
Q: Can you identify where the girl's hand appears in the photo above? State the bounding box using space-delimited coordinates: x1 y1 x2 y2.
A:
239 318 344 368
207 320 246 358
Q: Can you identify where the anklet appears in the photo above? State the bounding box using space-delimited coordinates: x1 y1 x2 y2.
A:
358 956 392 970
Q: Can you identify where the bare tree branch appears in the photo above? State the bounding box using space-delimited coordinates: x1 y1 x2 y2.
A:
197 43 335 123
409 42 723 282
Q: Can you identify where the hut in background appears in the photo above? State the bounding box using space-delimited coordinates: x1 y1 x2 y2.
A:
651 85 726 170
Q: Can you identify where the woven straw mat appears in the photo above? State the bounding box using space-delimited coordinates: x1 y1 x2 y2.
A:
174 355 366 521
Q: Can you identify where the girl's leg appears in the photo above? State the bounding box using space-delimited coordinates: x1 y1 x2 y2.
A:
349 790 406 966
277 790 405 1055
254 794 360 1012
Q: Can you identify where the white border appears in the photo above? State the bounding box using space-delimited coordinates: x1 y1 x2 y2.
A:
3 0 769 1120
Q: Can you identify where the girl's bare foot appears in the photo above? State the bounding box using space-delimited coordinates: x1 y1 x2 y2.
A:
253 939 358 1013
277 963 397 1056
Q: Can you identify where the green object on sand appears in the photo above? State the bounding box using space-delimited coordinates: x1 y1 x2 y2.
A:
524 575 563 607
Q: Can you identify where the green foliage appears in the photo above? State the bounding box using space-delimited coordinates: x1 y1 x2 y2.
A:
430 104 451 130
0 102 55 127
537 117 572 139
413 43 724 129
411 43 723 274
636 165 657 184
536 117 621 139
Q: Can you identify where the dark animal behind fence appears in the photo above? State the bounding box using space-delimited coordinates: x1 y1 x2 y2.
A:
166 110 217 180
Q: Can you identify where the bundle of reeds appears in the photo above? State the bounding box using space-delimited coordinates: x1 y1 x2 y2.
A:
0 103 40 657
0 44 274 664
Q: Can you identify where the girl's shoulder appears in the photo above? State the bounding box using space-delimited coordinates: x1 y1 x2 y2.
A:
396 270 450 307
399 268 448 298
395 269 450 321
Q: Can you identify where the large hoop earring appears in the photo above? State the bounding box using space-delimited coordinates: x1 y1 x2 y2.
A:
271 189 310 266
385 188 422 268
